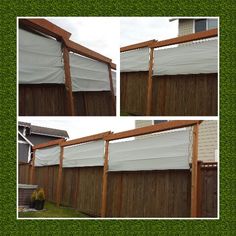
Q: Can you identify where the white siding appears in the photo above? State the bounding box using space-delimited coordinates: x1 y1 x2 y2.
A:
198 121 218 162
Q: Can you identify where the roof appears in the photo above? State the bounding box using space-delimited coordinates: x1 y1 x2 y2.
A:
18 121 69 138
18 121 31 128
169 18 207 22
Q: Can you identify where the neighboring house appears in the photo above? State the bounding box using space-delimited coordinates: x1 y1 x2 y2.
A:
18 121 69 163
170 18 218 36
135 120 218 162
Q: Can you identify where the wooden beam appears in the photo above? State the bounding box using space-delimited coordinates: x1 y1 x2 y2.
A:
108 64 116 115
30 150 36 184
19 18 71 40
56 146 64 207
146 48 154 116
101 140 109 217
110 62 116 70
120 39 157 52
150 28 218 48
191 123 200 217
61 131 111 147
65 39 112 64
105 120 202 141
33 138 65 150
63 45 75 116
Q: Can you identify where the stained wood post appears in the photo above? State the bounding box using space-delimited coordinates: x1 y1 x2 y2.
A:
101 140 109 217
30 150 36 184
56 146 64 207
108 64 116 115
191 123 199 217
197 160 203 217
146 47 154 116
63 44 75 116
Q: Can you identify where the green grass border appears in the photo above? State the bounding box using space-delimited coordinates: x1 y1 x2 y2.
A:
0 0 236 235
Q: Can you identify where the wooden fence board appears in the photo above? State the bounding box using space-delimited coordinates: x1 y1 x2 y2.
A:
18 164 217 217
19 84 67 116
19 85 115 116
200 166 217 217
120 72 148 115
120 72 217 116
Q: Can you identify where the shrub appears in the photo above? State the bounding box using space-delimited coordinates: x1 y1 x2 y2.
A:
36 188 45 201
31 190 37 202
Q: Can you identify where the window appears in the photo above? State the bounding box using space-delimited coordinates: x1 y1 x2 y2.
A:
194 19 218 33
195 19 207 33
208 19 218 29
153 120 167 125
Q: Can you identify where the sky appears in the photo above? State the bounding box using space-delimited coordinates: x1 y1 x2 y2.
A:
47 17 120 64
46 17 178 64
120 17 178 46
18 117 135 140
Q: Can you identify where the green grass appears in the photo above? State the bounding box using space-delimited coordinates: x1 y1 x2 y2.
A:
18 202 90 218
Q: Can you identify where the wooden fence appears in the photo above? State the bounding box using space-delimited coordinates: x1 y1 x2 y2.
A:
19 85 115 116
121 72 217 116
18 162 217 217
19 19 116 116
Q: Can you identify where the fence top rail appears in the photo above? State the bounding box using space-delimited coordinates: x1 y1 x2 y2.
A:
19 18 116 69
120 29 218 52
33 138 65 150
120 39 157 53
61 131 112 147
105 120 202 141
150 28 218 48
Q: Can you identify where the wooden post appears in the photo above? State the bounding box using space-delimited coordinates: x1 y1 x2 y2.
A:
63 45 75 116
146 47 154 116
191 123 199 217
197 161 203 217
108 64 116 115
101 140 109 217
56 146 64 207
30 150 36 184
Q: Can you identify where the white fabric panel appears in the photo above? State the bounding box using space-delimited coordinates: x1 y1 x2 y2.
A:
153 39 218 75
112 71 116 96
69 53 110 91
35 145 60 167
120 48 149 72
63 140 104 167
19 29 64 84
108 129 191 171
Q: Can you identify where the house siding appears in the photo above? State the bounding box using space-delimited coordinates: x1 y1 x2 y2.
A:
179 19 194 36
198 120 218 162
26 134 60 145
18 143 30 163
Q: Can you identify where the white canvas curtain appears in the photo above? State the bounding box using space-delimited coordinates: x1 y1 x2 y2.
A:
112 70 116 96
153 39 218 75
19 29 64 84
34 145 61 167
69 53 110 92
108 129 192 171
63 140 104 167
120 48 149 72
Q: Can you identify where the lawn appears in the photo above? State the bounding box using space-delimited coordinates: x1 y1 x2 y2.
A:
18 201 90 218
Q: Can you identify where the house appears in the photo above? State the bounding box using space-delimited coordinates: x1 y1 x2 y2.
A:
135 120 218 162
170 18 218 36
18 121 69 163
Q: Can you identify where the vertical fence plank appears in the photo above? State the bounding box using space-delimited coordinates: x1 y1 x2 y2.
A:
101 141 109 217
56 146 64 207
191 123 199 217
146 48 154 115
63 45 75 116
108 64 116 115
